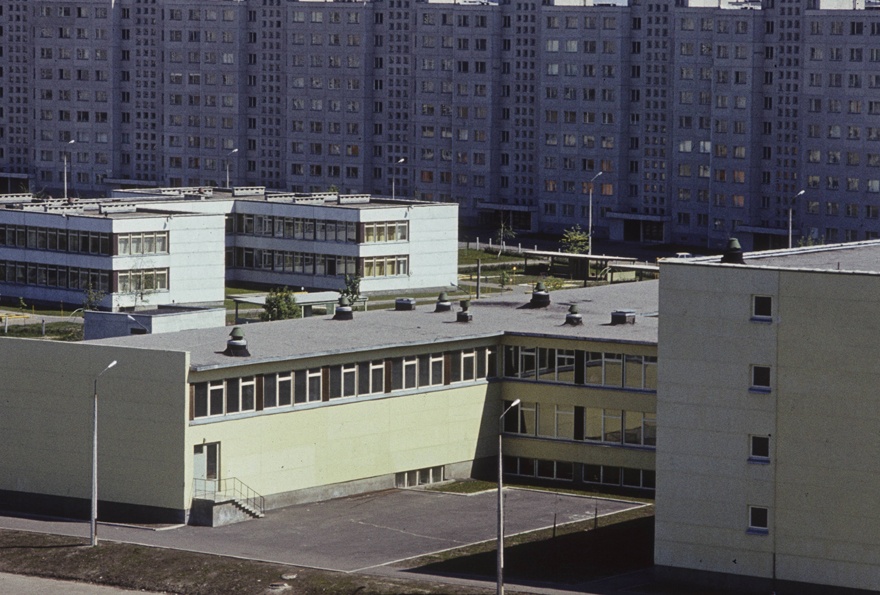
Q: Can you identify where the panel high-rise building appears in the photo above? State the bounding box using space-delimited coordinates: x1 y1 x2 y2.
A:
1 0 878 250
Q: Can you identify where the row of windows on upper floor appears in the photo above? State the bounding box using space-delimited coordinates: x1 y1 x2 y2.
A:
190 348 497 420
503 346 658 391
503 400 657 448
0 226 168 257
228 215 408 244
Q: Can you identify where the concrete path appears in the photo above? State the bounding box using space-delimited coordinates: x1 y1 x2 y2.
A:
0 488 651 594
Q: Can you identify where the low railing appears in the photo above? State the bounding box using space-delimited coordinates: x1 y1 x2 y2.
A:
193 477 265 517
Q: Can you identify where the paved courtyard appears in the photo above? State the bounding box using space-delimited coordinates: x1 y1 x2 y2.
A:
0 487 645 575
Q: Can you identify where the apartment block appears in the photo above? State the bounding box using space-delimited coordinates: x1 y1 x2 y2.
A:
657 241 880 593
4 0 880 250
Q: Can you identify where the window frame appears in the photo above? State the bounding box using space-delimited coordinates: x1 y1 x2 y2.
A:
748 505 770 534
750 365 771 393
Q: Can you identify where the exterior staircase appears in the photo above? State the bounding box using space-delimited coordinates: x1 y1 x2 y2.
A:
192 477 265 523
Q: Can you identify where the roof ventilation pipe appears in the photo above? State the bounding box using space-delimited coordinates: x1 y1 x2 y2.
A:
720 237 746 265
565 304 583 326
333 296 354 320
457 299 472 323
223 327 251 357
529 281 551 308
435 291 452 313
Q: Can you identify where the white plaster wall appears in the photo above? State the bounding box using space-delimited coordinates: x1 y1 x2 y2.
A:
656 263 780 580
657 261 880 591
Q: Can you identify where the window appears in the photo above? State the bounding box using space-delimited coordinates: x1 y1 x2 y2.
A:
294 368 323 404
193 380 225 418
751 365 771 391
752 296 772 319
750 435 770 461
749 506 769 533
226 377 256 414
503 400 536 435
264 372 293 408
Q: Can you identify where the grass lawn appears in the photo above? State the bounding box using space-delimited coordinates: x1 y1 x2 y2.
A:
0 321 82 341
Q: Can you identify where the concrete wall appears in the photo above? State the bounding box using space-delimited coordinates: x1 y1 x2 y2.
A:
84 308 227 340
657 261 880 592
0 339 190 519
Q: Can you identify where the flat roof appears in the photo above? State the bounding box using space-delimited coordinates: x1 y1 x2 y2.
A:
666 240 880 275
88 280 659 371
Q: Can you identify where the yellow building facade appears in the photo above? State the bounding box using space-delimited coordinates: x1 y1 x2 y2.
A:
0 282 658 524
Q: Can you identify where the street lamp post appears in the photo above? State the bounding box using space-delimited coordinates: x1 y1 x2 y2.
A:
497 398 521 595
788 189 806 249
588 172 603 256
64 139 76 200
226 149 239 189
91 360 118 547
392 157 405 200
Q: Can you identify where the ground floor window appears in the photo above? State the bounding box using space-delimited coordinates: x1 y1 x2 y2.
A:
396 466 444 488
583 464 655 490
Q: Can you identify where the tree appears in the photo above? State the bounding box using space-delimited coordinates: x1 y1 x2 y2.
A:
82 283 106 311
339 274 361 302
560 224 591 254
494 217 516 257
261 287 301 321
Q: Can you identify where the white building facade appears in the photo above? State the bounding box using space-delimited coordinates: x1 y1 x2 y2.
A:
0 189 458 310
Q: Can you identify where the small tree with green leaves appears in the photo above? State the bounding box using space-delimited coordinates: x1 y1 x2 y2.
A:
261 287 301 321
82 283 106 311
560 224 591 255
339 274 361 302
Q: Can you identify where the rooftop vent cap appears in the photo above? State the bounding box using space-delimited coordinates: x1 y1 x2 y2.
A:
395 297 417 311
565 304 583 326
457 298 472 322
435 291 452 313
610 309 636 325
720 237 745 265
223 326 251 357
530 281 551 308
333 296 354 321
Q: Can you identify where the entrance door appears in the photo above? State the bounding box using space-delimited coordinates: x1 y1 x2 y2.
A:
193 443 219 496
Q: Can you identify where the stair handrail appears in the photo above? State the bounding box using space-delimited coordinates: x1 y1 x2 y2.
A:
192 477 264 516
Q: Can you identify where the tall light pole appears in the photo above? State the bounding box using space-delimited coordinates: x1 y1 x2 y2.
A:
497 398 521 595
225 149 238 188
91 360 118 547
392 157 405 200
64 139 76 200
788 189 806 249
588 171 603 256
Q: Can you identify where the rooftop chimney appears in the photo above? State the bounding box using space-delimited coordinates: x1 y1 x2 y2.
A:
223 327 251 357
333 296 354 320
720 237 745 265
565 304 583 326
457 299 472 323
529 281 551 308
435 291 452 313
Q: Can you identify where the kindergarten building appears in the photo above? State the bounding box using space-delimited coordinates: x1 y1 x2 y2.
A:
0 281 658 524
